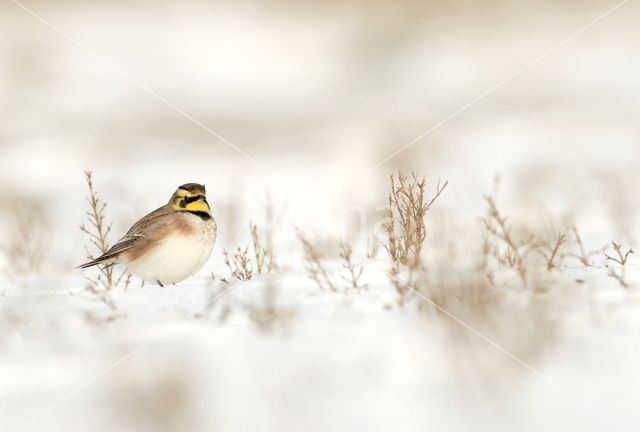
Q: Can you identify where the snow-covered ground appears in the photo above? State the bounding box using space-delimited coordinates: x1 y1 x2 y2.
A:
2 263 640 432
1 1 640 431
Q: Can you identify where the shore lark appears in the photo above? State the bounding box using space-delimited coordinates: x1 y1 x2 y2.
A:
78 183 216 286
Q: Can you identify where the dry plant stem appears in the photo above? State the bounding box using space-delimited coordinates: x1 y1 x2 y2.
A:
115 270 133 291
572 225 588 265
541 233 566 271
366 237 379 259
251 223 266 273
564 225 607 267
79 170 131 312
567 225 592 266
250 222 276 274
383 172 448 305
339 240 365 290
604 241 634 266
297 230 336 292
262 194 280 272
79 170 114 288
482 195 541 282
604 241 634 288
385 173 425 268
224 214 278 282
479 234 498 286
223 247 253 281
483 196 520 265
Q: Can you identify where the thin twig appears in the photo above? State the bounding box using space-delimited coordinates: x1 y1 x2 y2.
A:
604 241 634 266
297 229 336 292
339 240 365 290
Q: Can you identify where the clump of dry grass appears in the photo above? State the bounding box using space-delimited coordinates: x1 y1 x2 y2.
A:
221 197 280 282
297 229 337 291
383 171 447 305
482 194 543 283
0 195 50 277
480 179 615 275
250 222 277 274
223 246 253 281
604 241 634 288
223 220 278 282
79 170 130 312
297 233 366 292
481 192 608 288
416 183 563 378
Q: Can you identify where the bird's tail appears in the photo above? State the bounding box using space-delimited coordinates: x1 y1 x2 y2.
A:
76 253 118 269
76 238 135 269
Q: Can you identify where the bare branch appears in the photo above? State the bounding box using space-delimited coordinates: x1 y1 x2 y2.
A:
604 241 634 266
339 240 366 290
297 229 336 292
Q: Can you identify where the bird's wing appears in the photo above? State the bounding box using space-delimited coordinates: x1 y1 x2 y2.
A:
123 205 171 238
77 205 171 268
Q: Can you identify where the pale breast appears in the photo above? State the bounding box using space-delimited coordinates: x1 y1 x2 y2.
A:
122 213 216 284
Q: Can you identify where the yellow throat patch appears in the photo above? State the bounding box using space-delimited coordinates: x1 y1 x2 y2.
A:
171 190 211 214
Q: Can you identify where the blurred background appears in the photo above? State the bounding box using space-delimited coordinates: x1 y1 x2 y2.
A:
1 0 639 431
1 0 639 246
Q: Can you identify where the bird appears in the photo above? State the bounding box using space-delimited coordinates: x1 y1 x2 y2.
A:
78 183 217 286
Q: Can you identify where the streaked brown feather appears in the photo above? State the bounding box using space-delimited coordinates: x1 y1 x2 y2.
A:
77 204 174 268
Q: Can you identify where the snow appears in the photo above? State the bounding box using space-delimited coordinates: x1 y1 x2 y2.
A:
2 1 640 431
2 261 640 431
